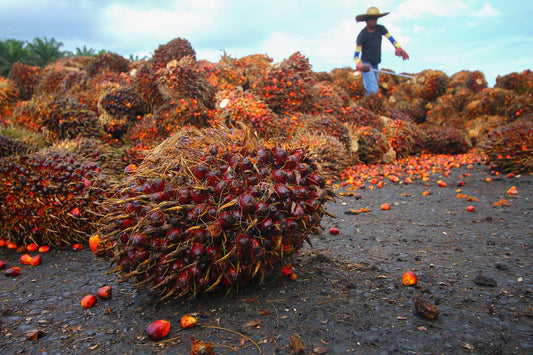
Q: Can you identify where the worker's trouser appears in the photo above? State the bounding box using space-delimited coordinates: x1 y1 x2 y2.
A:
361 62 379 95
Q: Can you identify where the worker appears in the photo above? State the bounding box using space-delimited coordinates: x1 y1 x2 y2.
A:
354 7 409 95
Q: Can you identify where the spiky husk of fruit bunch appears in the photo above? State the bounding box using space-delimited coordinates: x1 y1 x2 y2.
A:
465 115 507 146
420 125 472 155
131 60 165 111
11 62 42 100
304 83 344 116
299 113 352 150
447 70 488 94
379 116 417 159
495 70 533 95
156 56 216 109
505 94 533 122
289 131 358 180
463 88 517 119
97 83 145 139
211 90 287 139
86 52 130 77
329 67 366 102
383 108 415 123
338 105 381 128
153 98 210 138
95 126 335 300
0 78 19 117
251 61 310 115
389 88 429 123
41 95 103 143
412 70 449 101
376 68 401 97
0 125 47 153
481 117 533 173
152 37 196 68
0 147 109 247
282 52 316 84
356 126 390 164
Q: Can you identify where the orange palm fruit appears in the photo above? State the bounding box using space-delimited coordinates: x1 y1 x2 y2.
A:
180 315 197 329
89 235 102 254
20 254 33 265
81 294 97 308
402 270 417 286
146 319 170 340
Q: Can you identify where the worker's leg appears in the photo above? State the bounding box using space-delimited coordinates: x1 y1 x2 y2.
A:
361 62 379 95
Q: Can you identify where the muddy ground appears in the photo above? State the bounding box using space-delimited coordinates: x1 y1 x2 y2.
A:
1 162 532 354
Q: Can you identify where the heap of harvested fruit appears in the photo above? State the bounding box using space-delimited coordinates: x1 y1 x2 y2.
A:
95 126 335 300
0 148 109 247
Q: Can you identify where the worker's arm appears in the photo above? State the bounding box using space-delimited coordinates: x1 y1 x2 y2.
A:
385 32 409 60
353 44 370 71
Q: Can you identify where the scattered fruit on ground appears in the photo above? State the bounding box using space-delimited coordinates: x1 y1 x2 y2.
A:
402 270 418 286
81 294 97 308
146 319 170 341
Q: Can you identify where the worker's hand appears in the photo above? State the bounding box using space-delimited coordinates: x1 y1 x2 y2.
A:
395 47 409 60
356 62 370 72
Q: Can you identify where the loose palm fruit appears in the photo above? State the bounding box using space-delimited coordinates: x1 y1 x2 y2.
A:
96 286 112 300
414 298 440 319
81 294 97 308
402 271 417 286
146 319 170 341
180 315 197 329
4 267 20 277
20 254 32 265
30 255 42 266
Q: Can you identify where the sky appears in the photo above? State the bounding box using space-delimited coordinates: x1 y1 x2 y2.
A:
1 0 532 86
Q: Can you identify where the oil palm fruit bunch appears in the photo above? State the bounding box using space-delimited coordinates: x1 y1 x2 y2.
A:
86 52 130 77
35 62 72 96
95 126 335 300
412 70 449 101
338 105 381 128
97 83 145 139
41 95 103 142
235 54 274 89
156 56 216 109
482 117 533 173
300 113 351 150
251 58 311 115
11 95 52 132
358 92 390 116
463 88 515 119
0 78 18 117
420 125 472 155
0 147 109 247
380 116 417 159
209 53 247 89
495 70 533 95
447 70 487 94
329 67 366 102
10 62 42 100
211 89 284 139
305 83 344 117
153 98 210 138
152 37 196 69
131 60 165 111
0 134 31 159
356 126 389 164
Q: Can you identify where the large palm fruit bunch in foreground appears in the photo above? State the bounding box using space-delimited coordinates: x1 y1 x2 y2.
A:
95 126 335 300
481 117 533 173
0 147 110 247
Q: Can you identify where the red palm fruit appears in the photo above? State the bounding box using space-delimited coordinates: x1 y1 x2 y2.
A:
180 315 197 329
281 264 296 277
230 179 245 195
191 189 208 203
255 148 271 166
189 243 205 259
149 211 166 227
193 163 208 180
254 201 269 216
4 267 21 277
402 270 417 286
30 255 42 266
81 294 97 308
38 246 49 253
291 204 305 219
206 245 221 260
96 286 112 299
274 184 290 200
89 235 102 254
21 254 33 265
259 218 274 234
0 238 6 247
72 244 83 251
238 193 256 213
166 227 183 242
177 188 192 204
0 260 6 269
130 233 148 248
206 169 222 186
273 147 287 167
218 211 234 229
7 241 17 249
291 186 307 200
272 169 287 183
223 266 239 286
236 233 251 250
245 173 259 186
146 319 170 341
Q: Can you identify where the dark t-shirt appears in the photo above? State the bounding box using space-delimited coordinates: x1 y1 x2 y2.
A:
356 24 389 65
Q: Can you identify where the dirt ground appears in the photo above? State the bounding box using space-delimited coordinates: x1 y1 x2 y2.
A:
1 161 532 354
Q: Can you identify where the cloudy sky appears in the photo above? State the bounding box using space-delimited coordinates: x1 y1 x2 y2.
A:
1 0 531 86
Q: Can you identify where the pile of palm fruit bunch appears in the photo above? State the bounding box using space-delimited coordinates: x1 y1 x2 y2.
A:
10 62 42 100
94 126 335 299
0 146 110 248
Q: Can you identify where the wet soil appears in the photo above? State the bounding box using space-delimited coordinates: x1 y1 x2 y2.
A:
1 162 532 354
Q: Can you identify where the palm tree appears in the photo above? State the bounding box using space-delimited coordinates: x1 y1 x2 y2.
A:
0 39 30 77
73 45 97 57
26 36 68 67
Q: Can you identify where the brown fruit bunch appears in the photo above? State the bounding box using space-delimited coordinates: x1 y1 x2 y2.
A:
96 127 334 300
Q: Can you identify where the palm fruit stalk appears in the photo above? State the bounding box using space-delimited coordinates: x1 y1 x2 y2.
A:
95 126 335 300
0 148 109 247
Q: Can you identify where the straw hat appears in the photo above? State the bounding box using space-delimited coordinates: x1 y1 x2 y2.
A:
355 7 390 22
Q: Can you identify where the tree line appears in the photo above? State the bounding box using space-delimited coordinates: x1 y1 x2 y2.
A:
0 36 146 77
